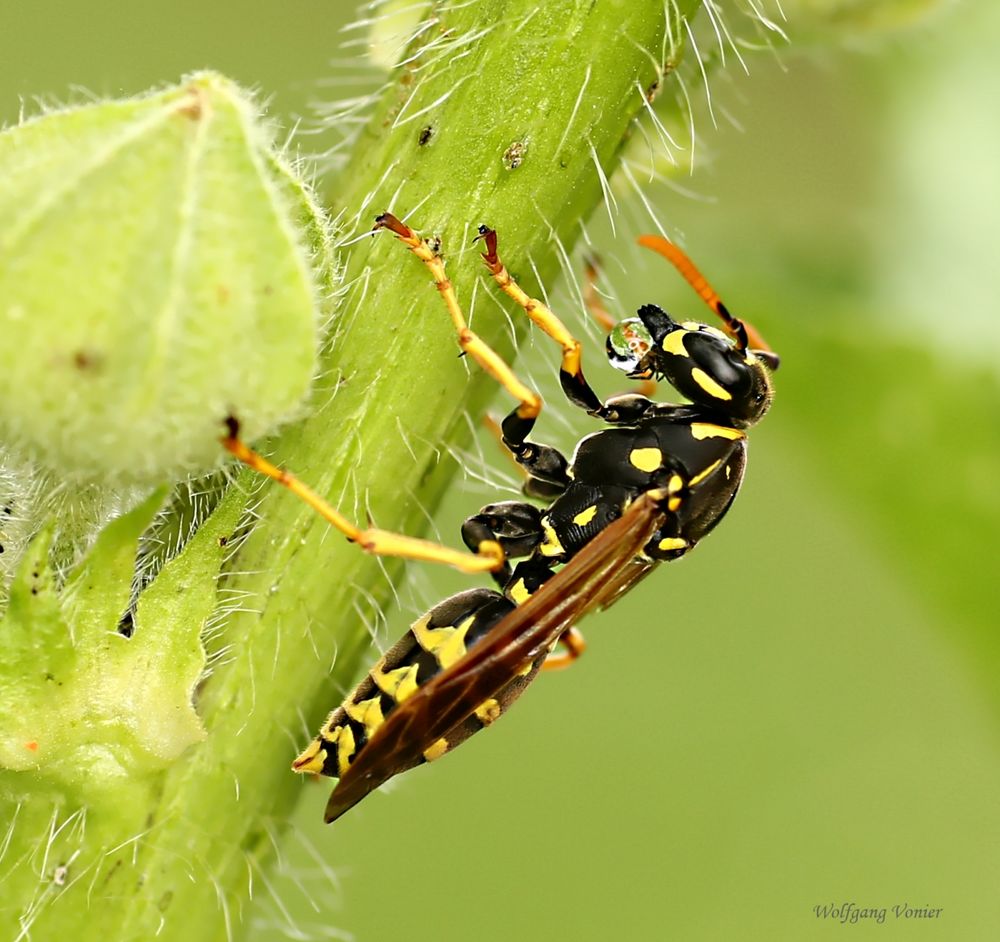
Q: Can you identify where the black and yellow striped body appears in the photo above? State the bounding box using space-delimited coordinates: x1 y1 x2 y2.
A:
294 589 545 783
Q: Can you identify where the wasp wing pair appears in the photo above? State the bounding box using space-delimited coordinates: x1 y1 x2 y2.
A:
323 491 665 823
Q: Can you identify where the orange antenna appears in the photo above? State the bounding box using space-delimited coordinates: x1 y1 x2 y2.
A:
637 234 774 356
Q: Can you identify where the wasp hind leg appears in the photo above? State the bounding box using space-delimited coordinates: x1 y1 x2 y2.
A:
542 627 587 672
222 419 505 575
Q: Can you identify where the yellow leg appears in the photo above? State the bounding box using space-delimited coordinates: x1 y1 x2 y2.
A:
374 213 541 424
222 420 504 575
583 254 616 332
541 627 587 672
477 225 590 392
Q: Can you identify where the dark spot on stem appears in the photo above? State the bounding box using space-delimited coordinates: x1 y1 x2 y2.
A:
72 349 104 371
502 140 528 170
118 609 135 638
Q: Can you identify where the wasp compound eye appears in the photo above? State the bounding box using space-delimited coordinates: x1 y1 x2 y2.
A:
606 318 653 376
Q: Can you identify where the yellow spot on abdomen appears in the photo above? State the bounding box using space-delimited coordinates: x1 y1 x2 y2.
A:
572 505 598 527
629 447 662 473
371 661 420 703
423 738 449 762
413 612 476 668
658 537 688 552
437 615 476 668
345 695 386 739
292 738 327 774
475 699 502 725
336 723 356 776
690 367 733 401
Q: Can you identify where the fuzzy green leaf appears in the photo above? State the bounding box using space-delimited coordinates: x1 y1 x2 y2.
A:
0 71 328 485
0 484 243 788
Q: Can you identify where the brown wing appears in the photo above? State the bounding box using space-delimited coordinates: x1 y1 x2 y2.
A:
324 492 666 823
590 555 656 612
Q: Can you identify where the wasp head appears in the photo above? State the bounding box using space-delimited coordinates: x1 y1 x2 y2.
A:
607 304 776 427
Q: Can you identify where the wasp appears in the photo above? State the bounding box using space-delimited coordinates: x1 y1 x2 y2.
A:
223 213 779 823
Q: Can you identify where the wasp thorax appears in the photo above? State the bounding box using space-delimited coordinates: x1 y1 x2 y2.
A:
606 318 655 377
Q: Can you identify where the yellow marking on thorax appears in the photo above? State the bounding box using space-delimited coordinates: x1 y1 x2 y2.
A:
690 422 744 441
344 695 386 740
658 536 688 552
423 738 449 762
667 473 684 493
690 367 733 401
572 505 598 527
661 330 690 357
629 447 662 473
539 517 565 557
509 578 532 605
689 458 723 487
667 497 682 512
370 661 420 703
336 723 356 776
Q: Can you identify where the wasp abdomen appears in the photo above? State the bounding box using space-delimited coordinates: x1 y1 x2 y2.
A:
294 588 533 780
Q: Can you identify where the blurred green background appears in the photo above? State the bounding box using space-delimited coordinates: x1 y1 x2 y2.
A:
3 2 998 939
